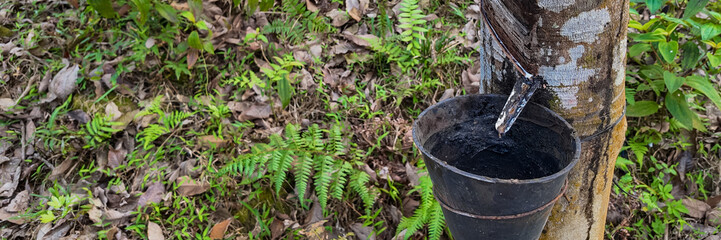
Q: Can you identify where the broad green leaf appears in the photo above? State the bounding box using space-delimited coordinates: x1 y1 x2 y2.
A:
196 21 209 31
278 75 293 108
661 15 688 27
645 0 663 13
48 196 63 209
629 43 651 57
657 41 679 63
702 40 718 49
629 20 645 30
88 0 116 18
131 0 151 26
156 3 179 23
181 11 196 23
680 41 701 69
40 211 55 223
203 41 214 53
665 91 699 130
260 0 274 11
630 8 639 16
707 10 721 22
683 0 709 19
685 75 721 109
663 71 684 93
627 101 660 117
188 31 202 50
701 23 721 40
626 86 637 105
247 0 259 16
707 52 721 67
630 32 666 42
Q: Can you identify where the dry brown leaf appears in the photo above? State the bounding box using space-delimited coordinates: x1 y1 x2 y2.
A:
0 190 28 224
326 9 350 27
331 42 360 55
105 102 122 121
187 49 199 69
708 196 721 208
238 103 271 121
708 208 721 226
104 209 131 220
198 135 230 148
43 59 80 103
25 120 35 143
345 34 378 48
145 38 156 49
139 182 166 207
88 207 103 223
310 45 322 58
228 101 251 113
209 218 232 239
68 109 91 124
50 158 74 180
683 198 710 219
350 223 375 240
270 218 285 240
176 176 210 197
0 98 14 111
113 109 139 130
346 0 362 21
299 220 328 239
0 163 21 198
107 143 127 169
148 221 164 240
305 0 318 12
106 226 119 240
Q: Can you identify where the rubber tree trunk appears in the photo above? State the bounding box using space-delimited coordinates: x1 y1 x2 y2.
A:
476 1 628 239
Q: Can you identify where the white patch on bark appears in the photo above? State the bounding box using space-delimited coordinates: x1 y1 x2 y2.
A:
538 0 575 13
539 45 597 109
560 8 611 43
613 39 627 86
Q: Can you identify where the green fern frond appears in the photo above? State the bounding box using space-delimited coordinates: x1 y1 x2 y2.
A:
398 0 427 42
397 210 427 240
303 124 324 151
137 124 169 150
427 201 445 240
330 161 352 200
162 111 193 129
285 124 303 148
327 125 345 155
272 149 294 194
136 95 164 118
295 154 314 205
314 155 334 209
83 114 123 149
350 170 376 215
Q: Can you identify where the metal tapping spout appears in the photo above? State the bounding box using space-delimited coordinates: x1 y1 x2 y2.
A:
479 0 542 137
494 76 543 137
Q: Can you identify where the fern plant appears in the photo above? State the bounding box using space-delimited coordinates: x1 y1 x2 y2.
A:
396 168 446 240
82 113 123 149
397 0 427 55
135 96 194 150
220 124 377 214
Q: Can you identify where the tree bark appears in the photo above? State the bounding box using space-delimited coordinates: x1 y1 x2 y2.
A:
476 1 628 239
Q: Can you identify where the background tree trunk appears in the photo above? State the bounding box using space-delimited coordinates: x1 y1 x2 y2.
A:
476 1 629 239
